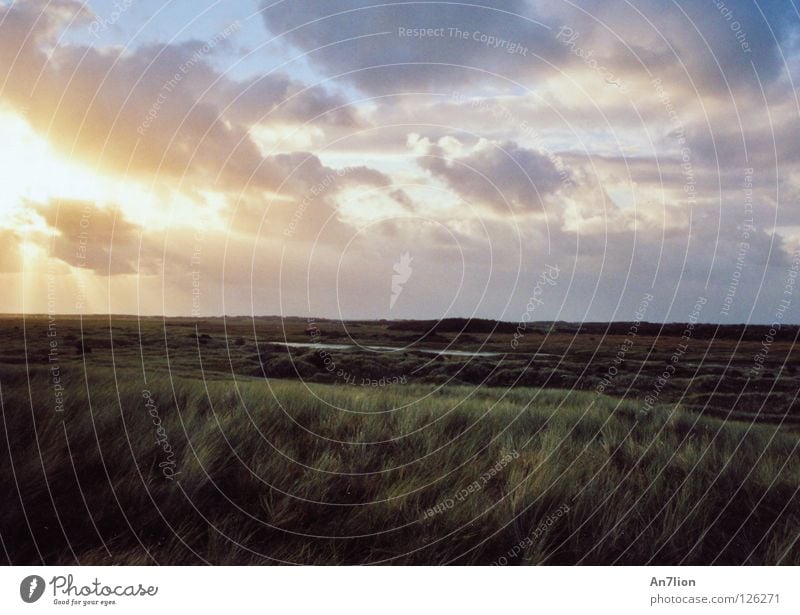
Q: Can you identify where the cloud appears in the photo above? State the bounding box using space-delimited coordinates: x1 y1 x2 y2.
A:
536 0 798 95
0 230 23 273
259 0 564 94
32 200 158 275
226 159 399 243
0 1 374 200
410 134 571 213
1 0 799 323
214 73 360 128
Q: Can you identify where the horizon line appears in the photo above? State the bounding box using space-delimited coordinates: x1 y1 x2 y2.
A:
1 313 798 327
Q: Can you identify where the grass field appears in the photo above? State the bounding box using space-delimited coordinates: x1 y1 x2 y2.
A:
0 316 798 564
5 315 800 422
1 376 797 563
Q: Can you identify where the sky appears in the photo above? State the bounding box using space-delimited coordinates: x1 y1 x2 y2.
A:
1 0 799 323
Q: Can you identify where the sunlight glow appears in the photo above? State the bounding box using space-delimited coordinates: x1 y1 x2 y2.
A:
0 109 226 233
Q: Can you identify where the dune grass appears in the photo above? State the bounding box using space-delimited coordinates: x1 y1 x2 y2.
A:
0 366 797 564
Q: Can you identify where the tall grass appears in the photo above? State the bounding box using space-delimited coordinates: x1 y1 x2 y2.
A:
1 366 797 564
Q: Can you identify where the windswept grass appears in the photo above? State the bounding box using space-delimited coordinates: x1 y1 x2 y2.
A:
1 366 797 564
